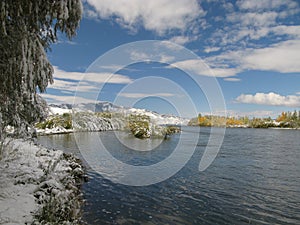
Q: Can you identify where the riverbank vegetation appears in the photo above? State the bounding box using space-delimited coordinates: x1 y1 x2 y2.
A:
188 111 300 129
36 112 181 139
127 114 181 139
36 113 72 130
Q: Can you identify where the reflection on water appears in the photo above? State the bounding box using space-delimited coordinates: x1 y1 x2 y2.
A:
38 127 300 225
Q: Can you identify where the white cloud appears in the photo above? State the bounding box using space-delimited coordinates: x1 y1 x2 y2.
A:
208 68 241 77
207 0 300 49
169 36 196 45
56 40 78 45
85 0 205 35
119 92 178 99
130 50 175 63
223 78 241 82
227 12 278 27
236 92 300 107
48 79 101 93
204 47 221 53
41 93 92 104
242 40 300 73
53 66 132 84
206 1 300 76
206 39 300 74
210 23 300 48
222 2 235 12
97 64 126 72
171 59 241 77
160 54 176 63
230 25 300 42
272 25 300 38
42 67 132 104
130 51 150 61
237 0 298 12
156 41 185 51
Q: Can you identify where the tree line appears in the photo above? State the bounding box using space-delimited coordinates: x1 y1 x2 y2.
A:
188 111 300 128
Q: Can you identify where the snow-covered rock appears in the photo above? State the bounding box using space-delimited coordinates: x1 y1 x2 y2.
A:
73 112 125 132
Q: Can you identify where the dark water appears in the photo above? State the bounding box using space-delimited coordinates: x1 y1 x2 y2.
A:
38 127 300 225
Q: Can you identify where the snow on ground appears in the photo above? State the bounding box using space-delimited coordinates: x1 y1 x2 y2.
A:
49 104 189 126
49 106 72 115
38 106 188 136
36 126 74 135
0 104 187 224
125 108 189 125
0 138 84 224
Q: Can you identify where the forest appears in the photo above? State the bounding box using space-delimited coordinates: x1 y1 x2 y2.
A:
188 111 300 128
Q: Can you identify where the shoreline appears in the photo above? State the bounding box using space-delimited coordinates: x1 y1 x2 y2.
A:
35 125 300 138
188 125 300 130
6 124 295 224
0 138 85 224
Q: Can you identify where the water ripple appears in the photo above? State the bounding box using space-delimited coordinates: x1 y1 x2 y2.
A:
38 127 300 225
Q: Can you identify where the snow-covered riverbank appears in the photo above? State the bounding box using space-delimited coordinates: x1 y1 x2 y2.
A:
36 105 188 136
0 103 187 223
0 138 84 224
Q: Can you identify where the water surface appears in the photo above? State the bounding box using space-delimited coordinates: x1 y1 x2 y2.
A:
38 127 300 224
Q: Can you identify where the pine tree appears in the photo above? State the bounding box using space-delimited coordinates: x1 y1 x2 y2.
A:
0 0 82 138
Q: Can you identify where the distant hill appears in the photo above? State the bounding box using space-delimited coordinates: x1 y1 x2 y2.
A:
49 101 189 126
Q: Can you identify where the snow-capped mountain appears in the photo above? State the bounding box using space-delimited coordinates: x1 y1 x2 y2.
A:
49 101 189 125
49 102 122 112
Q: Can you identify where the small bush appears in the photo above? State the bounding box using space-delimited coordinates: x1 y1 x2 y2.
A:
165 126 181 134
95 112 112 119
35 114 72 130
127 114 151 139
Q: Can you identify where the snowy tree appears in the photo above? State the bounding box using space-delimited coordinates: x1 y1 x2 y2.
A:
0 0 82 138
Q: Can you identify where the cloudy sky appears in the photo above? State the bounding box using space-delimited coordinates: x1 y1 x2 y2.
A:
44 0 300 118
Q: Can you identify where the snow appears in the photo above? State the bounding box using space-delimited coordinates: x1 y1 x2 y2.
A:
36 103 188 136
125 108 189 125
51 102 189 125
0 138 84 224
0 102 187 223
73 113 125 132
36 126 74 135
49 106 72 115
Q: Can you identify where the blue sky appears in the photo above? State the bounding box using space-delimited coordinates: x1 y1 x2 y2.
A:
43 0 300 118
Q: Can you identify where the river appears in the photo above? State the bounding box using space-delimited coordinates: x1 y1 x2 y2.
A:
38 127 300 225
